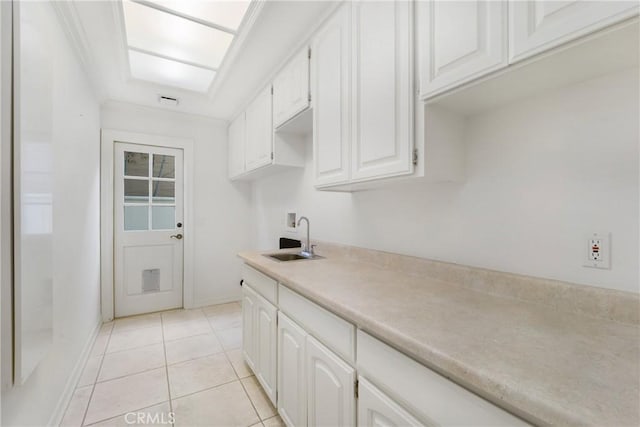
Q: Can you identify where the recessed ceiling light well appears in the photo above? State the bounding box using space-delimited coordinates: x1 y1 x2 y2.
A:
122 0 251 93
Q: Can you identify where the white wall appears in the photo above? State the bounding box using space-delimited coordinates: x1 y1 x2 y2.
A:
252 68 639 294
1 2 102 425
101 102 253 307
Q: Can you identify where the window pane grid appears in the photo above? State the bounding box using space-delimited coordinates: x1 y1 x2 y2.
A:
123 150 178 232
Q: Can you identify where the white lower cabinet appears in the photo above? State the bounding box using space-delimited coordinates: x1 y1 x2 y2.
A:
255 294 277 405
242 282 277 405
277 312 308 427
243 269 526 427
241 284 257 371
357 377 423 427
306 335 355 427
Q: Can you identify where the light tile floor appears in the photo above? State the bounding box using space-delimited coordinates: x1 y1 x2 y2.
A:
61 302 284 427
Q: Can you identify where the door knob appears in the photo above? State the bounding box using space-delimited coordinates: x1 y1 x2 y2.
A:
170 234 183 240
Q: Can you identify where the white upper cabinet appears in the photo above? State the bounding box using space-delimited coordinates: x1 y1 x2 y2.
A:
312 3 351 187
273 47 311 129
228 112 246 179
509 0 639 63
351 0 414 181
419 0 508 99
245 85 273 172
306 335 355 427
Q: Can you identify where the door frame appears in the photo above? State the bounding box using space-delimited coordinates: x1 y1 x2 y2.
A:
100 129 195 322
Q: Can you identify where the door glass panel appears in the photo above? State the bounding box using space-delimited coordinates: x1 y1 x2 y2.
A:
153 154 175 178
124 151 149 177
152 206 175 230
124 205 149 230
151 180 175 204
124 179 149 203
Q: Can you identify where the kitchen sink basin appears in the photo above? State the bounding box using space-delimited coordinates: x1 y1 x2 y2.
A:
265 252 324 262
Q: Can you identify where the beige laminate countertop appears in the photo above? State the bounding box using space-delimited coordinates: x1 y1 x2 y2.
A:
238 248 639 427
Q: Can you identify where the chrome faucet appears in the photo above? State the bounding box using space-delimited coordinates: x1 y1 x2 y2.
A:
297 216 315 256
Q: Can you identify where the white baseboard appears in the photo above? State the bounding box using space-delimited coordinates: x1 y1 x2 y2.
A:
190 295 241 309
47 314 102 427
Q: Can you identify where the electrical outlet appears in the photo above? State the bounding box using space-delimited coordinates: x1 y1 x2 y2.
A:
584 232 610 269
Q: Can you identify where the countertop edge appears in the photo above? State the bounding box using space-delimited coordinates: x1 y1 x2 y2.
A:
237 252 590 427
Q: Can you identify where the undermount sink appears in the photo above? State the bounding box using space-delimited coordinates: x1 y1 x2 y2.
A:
265 252 324 262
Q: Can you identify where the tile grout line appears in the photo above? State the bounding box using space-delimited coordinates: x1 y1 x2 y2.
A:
83 400 172 427
80 325 113 426
159 311 175 425
68 305 242 426
206 312 264 424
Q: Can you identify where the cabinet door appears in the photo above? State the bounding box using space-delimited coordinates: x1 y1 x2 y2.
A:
419 0 508 98
255 293 278 406
312 4 351 187
306 336 355 427
241 284 257 371
358 377 424 427
509 0 639 63
351 1 414 181
245 86 273 171
274 48 310 128
228 112 245 179
278 313 308 427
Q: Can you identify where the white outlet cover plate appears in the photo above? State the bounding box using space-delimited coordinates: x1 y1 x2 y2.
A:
584 232 610 269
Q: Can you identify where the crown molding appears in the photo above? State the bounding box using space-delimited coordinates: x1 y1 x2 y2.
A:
206 0 267 99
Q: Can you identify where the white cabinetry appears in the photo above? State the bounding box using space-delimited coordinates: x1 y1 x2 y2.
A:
306 335 355 427
241 284 257 371
419 0 508 98
311 4 351 187
228 112 246 179
351 0 414 181
509 0 639 63
229 85 305 181
419 0 638 101
255 291 277 405
277 312 308 427
273 48 310 129
241 265 278 406
313 2 416 189
357 330 529 426
357 377 424 427
245 86 273 171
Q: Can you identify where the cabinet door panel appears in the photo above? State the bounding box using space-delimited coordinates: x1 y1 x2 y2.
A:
509 0 639 63
419 0 508 98
274 48 310 128
358 377 424 427
241 285 257 371
245 86 273 171
278 313 308 427
351 0 414 181
228 113 245 179
306 336 355 427
255 295 277 405
312 4 351 187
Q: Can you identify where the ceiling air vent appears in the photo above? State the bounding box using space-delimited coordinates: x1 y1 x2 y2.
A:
158 95 179 107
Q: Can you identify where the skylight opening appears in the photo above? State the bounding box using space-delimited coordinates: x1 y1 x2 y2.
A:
122 0 251 94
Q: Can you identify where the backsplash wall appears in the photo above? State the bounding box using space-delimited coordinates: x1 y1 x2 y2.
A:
251 68 639 293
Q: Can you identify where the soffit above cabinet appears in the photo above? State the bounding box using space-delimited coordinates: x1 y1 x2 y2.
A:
53 0 338 119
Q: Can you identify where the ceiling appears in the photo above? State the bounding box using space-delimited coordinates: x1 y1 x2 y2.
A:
64 1 337 121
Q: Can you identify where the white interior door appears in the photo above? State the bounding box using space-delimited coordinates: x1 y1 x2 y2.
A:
114 142 184 317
